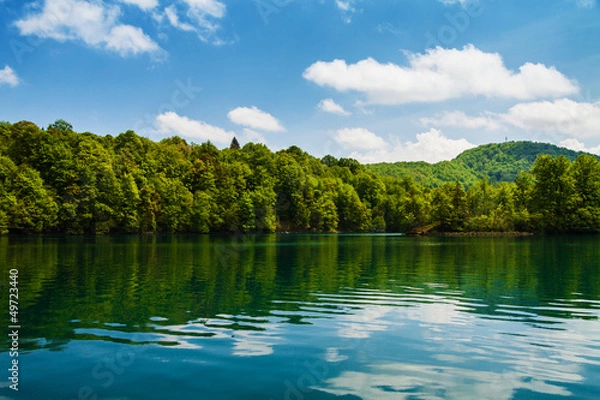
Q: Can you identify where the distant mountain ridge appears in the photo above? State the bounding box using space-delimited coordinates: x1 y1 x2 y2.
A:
366 141 599 187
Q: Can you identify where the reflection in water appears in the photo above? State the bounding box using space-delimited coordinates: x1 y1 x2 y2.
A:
0 234 599 399
322 362 573 400
317 288 600 400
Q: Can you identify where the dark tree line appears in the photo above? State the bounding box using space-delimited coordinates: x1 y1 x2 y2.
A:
1 120 599 235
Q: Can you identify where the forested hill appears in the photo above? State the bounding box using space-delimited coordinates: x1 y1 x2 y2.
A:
1 120 600 235
366 141 596 187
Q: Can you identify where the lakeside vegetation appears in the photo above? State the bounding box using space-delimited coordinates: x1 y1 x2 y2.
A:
1 120 600 235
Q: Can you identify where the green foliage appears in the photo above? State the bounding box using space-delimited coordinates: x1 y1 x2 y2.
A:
367 141 597 187
0 156 58 233
431 182 468 232
566 154 600 232
153 174 194 233
48 119 73 132
531 155 576 232
0 120 599 234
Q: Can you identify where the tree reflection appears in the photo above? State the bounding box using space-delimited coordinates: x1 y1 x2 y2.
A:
0 234 599 353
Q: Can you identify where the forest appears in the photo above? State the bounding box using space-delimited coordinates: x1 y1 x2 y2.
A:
1 119 599 235
367 141 594 187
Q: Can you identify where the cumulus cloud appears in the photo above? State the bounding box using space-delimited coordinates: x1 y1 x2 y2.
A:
559 139 600 155
15 0 161 57
14 0 230 53
303 45 579 105
333 127 475 163
335 128 387 151
318 98 351 116
422 99 600 138
227 106 285 132
0 66 20 87
154 111 234 144
104 25 160 55
502 99 600 138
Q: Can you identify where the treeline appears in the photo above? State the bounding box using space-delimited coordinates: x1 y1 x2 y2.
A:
1 120 599 234
368 141 593 187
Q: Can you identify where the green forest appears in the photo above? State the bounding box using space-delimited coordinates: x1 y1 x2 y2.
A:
367 141 595 187
1 120 600 235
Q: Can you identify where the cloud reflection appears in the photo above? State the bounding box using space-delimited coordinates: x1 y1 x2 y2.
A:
321 362 572 399
317 288 600 400
232 329 280 357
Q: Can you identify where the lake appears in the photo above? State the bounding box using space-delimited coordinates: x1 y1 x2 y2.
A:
1 234 600 400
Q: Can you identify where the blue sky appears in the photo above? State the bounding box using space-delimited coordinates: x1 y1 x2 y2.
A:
1 0 599 162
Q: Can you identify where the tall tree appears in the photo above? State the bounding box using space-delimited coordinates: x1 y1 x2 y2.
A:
571 154 600 232
531 155 576 232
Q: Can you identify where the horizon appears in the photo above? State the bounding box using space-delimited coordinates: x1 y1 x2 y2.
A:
1 0 599 163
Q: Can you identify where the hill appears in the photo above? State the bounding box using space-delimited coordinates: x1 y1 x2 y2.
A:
366 141 597 187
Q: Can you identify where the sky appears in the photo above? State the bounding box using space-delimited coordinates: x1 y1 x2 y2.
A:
1 0 599 163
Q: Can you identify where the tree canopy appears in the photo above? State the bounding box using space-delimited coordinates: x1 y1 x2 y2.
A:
367 141 598 187
1 120 599 235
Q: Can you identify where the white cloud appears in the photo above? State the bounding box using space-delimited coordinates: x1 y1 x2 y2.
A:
184 0 226 18
164 5 195 32
303 45 579 105
15 0 160 57
421 110 504 131
559 138 600 155
154 111 234 144
318 98 351 116
105 25 160 56
0 66 20 87
335 0 352 11
502 98 600 138
227 106 285 132
335 128 476 163
118 0 158 11
335 0 356 23
162 0 228 44
334 127 387 151
422 99 600 138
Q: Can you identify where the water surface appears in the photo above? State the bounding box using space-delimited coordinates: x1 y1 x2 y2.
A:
1 234 599 399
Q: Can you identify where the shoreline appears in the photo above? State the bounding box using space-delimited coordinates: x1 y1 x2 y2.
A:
428 231 536 237
1 230 539 237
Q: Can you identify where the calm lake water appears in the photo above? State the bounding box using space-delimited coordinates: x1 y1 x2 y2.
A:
1 234 600 400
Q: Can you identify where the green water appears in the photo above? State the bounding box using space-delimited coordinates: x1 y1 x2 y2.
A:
1 234 600 399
